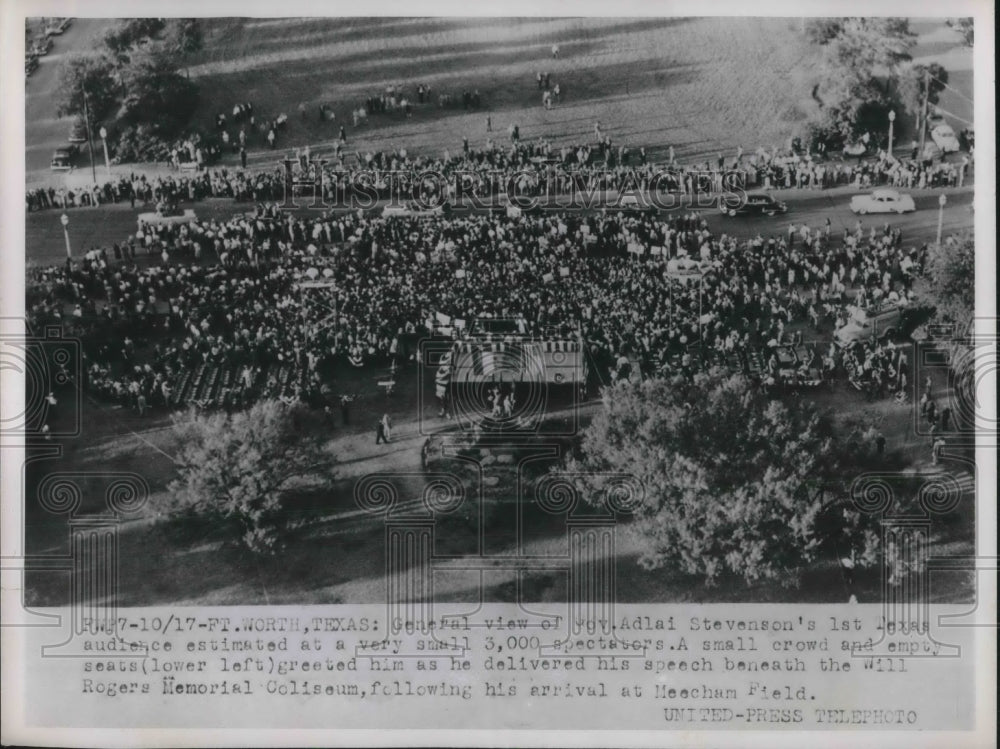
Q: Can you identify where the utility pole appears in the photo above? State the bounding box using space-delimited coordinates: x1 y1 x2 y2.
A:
83 88 97 184
917 68 930 158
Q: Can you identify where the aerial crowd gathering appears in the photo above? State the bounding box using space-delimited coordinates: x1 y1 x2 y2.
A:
26 167 929 419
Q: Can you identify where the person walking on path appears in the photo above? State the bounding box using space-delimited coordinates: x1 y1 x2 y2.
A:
375 413 392 444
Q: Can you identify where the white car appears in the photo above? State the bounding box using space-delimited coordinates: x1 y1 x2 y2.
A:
381 201 449 218
930 123 961 153
849 189 916 215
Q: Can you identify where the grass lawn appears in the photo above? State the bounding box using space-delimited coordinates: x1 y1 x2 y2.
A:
184 17 823 168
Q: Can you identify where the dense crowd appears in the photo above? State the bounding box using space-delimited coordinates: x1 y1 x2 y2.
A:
26 193 927 413
27 134 972 213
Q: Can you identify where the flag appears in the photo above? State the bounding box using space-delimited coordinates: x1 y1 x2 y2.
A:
435 311 451 326
542 272 554 283
453 318 466 330
559 266 570 277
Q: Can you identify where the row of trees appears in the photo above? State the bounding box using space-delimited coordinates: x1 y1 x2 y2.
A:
804 17 951 152
56 19 203 157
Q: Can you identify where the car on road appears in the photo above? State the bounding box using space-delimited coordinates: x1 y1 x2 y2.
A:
849 188 915 215
930 122 961 153
833 304 913 346
50 145 78 171
67 118 88 144
719 192 787 217
30 36 53 56
44 18 72 35
615 193 657 214
382 201 451 218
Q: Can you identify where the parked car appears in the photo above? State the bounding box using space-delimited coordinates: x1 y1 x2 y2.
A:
615 193 656 214
45 18 72 35
50 145 78 171
930 123 961 153
849 188 915 215
719 192 787 217
843 141 867 157
67 118 88 144
834 304 913 346
382 201 451 218
31 36 52 55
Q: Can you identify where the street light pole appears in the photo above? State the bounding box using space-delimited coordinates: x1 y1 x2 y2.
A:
887 110 896 158
918 68 930 158
99 127 111 176
936 194 947 246
60 213 71 259
82 89 97 184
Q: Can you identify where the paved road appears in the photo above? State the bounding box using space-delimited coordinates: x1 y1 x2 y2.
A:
25 19 115 179
26 184 974 266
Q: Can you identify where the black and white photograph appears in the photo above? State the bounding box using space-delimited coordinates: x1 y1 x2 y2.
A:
1 1 995 745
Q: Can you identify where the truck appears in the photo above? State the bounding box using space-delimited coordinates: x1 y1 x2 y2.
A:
833 304 912 346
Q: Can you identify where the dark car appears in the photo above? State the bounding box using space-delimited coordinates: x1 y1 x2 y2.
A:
719 192 788 217
50 145 78 171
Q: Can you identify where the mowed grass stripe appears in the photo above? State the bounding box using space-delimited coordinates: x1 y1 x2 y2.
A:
183 17 821 163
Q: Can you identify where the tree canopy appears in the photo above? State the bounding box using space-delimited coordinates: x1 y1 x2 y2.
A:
56 18 204 149
55 54 118 122
806 17 918 146
562 370 881 586
917 232 975 329
168 400 335 553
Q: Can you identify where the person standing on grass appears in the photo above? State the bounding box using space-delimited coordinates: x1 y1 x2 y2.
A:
240 147 247 170
267 128 276 149
486 115 492 132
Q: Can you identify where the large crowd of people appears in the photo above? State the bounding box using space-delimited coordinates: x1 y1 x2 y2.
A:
27 133 971 214
26 186 928 415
